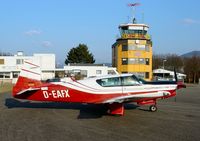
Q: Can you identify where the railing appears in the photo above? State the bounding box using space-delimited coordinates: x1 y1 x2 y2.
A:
121 33 151 40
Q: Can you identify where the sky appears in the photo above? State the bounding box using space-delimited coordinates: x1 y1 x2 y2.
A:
0 0 200 65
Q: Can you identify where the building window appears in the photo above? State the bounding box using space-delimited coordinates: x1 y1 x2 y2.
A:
108 70 117 75
130 58 144 64
96 70 102 75
145 72 149 79
0 72 10 78
128 44 136 50
135 40 140 44
131 72 145 79
129 58 136 64
145 46 150 52
72 70 82 76
122 58 149 65
65 70 87 79
145 58 150 65
122 72 128 74
122 58 128 65
0 59 4 65
122 44 150 51
122 45 128 51
96 77 121 87
147 40 152 46
16 59 24 65
137 45 145 51
13 72 19 78
80 70 87 77
0 73 3 78
139 58 145 64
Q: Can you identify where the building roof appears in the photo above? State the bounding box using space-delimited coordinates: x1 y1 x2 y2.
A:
153 69 186 77
67 63 105 66
119 23 149 28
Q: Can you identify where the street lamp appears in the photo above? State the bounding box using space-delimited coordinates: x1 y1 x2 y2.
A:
163 59 167 78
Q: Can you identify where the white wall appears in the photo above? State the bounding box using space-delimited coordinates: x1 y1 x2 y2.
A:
64 65 117 78
0 53 55 82
33 54 55 70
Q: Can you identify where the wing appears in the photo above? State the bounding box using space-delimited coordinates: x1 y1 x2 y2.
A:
102 91 170 103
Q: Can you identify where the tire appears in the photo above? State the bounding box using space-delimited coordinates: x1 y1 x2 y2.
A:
149 105 157 112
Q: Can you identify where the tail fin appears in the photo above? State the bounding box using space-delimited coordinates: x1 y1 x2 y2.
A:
174 68 186 89
13 61 42 96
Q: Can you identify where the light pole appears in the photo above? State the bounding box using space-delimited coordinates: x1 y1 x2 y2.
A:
163 59 167 78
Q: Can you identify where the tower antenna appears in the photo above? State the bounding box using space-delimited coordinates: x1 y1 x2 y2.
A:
127 3 141 23
142 12 144 23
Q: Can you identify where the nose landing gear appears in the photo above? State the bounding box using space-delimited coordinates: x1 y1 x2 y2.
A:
137 100 158 112
149 105 157 112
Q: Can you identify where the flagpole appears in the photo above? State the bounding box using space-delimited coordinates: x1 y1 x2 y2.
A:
132 6 135 23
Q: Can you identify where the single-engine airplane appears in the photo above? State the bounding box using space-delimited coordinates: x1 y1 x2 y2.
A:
12 61 186 116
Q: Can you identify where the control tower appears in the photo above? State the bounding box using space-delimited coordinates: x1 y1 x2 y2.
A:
112 18 153 80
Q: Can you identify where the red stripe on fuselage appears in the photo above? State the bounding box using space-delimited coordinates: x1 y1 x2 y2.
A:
73 80 100 91
67 82 102 92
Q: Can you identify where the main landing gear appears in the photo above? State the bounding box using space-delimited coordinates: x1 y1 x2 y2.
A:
149 105 157 112
106 103 124 116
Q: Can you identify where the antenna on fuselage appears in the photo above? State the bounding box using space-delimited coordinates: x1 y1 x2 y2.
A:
174 67 178 102
174 67 178 82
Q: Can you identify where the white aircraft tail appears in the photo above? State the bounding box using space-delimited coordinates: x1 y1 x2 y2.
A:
20 60 41 81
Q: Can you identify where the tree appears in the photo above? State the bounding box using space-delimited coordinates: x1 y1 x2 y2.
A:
0 52 13 56
184 56 200 83
153 54 183 72
165 54 183 72
152 54 163 70
65 44 95 64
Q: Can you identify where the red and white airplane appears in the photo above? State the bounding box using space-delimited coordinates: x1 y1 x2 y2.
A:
12 61 186 116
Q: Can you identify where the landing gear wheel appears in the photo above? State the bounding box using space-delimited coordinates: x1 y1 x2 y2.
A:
149 105 157 112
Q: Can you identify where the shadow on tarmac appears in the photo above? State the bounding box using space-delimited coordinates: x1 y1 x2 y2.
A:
5 98 138 119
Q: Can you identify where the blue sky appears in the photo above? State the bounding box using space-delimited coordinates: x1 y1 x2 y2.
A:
0 0 200 65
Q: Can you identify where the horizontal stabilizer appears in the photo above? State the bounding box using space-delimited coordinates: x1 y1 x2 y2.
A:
16 88 40 95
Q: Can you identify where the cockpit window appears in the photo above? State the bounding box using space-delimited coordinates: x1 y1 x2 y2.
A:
96 77 121 87
122 76 140 86
96 75 140 87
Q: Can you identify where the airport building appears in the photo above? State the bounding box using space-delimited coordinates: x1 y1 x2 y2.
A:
64 64 118 78
112 19 153 80
153 69 186 81
0 52 117 83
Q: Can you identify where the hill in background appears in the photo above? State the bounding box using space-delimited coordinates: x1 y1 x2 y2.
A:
181 51 200 58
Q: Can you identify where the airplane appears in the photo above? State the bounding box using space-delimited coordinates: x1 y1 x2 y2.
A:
12 61 186 116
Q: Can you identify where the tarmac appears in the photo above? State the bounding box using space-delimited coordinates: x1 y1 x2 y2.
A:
0 84 200 141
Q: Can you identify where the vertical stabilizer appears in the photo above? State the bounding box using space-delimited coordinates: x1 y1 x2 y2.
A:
20 61 41 81
13 61 42 96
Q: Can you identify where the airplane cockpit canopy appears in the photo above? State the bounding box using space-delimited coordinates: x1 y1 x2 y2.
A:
96 75 140 87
